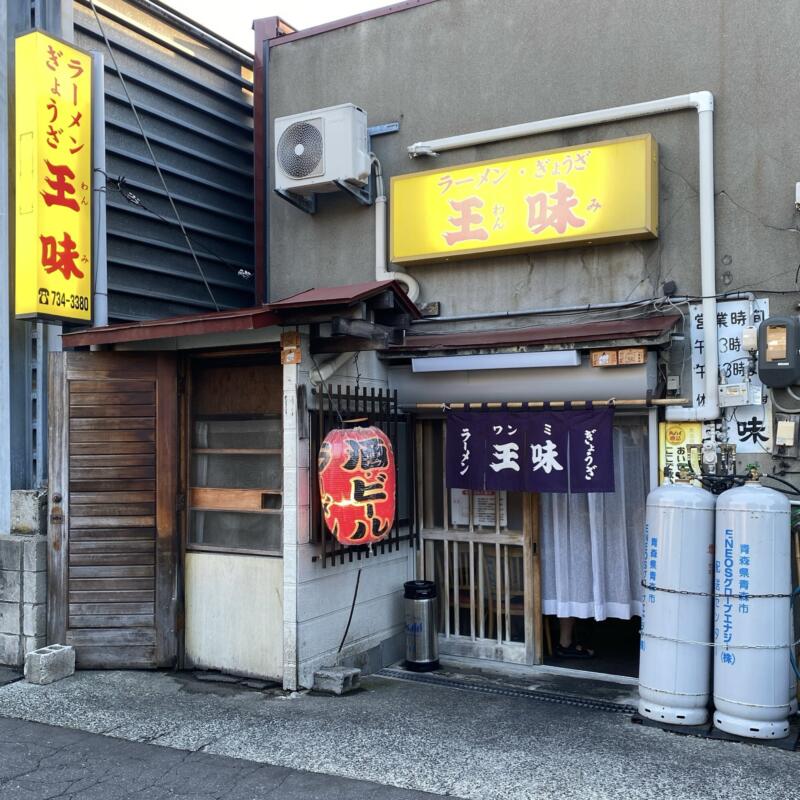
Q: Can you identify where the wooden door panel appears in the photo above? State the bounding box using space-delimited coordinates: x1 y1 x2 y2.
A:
71 417 155 430
71 429 156 443
69 578 155 591
48 352 178 668
69 527 156 541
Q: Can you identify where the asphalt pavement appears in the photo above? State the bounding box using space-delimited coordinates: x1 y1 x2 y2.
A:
0 669 797 800
0 715 440 800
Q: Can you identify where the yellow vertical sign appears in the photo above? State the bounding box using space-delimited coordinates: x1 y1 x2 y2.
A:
15 31 92 323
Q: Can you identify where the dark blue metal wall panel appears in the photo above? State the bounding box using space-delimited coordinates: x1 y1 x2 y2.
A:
73 0 255 321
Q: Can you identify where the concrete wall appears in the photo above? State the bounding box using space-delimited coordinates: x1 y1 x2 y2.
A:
282 343 414 690
0 533 47 667
0 491 48 666
267 0 800 323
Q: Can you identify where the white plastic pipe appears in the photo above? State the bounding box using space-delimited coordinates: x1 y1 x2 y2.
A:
375 195 420 301
310 161 421 388
309 351 354 387
408 92 720 422
665 98 719 421
91 51 108 331
373 154 419 299
648 408 659 491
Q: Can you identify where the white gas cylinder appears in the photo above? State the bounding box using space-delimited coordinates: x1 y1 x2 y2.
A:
713 482 792 739
638 482 716 725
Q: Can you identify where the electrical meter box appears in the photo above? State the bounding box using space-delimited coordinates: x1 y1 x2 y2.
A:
757 316 800 387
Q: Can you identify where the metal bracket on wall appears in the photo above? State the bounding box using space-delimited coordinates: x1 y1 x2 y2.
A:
274 121 400 215
367 122 400 137
274 187 317 214
333 178 373 207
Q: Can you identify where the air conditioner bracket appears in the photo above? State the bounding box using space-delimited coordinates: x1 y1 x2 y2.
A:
333 178 373 207
275 123 400 214
274 188 317 215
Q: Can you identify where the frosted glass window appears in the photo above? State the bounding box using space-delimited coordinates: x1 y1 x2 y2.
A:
189 511 282 553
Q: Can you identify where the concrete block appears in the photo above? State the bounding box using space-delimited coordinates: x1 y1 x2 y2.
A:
0 601 21 635
0 633 21 666
24 644 75 685
22 570 47 605
0 537 22 571
22 635 46 656
22 537 47 572
11 490 47 535
0 570 21 603
312 666 361 695
22 603 46 637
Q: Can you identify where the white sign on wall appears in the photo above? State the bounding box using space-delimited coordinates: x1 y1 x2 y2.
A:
689 298 772 454
450 489 508 528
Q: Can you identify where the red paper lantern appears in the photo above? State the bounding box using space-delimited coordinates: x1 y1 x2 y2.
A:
318 425 396 545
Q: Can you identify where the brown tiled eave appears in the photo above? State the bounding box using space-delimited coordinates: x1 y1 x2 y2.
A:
61 279 420 348
268 279 422 318
61 306 281 349
394 313 682 353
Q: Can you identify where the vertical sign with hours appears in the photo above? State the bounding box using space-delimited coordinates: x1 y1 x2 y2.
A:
689 299 771 454
15 31 92 323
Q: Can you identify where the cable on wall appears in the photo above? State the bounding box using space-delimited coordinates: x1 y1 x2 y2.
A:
88 0 220 311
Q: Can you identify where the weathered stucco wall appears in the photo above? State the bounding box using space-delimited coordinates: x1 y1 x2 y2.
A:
267 0 800 320
282 344 413 690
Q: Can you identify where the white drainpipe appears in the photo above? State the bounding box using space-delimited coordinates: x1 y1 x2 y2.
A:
91 51 108 332
374 158 420 302
408 92 720 422
309 351 354 387
310 158 421 387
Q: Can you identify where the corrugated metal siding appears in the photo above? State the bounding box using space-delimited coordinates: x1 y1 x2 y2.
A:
73 0 255 322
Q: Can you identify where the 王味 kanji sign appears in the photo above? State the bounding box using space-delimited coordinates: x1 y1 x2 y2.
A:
445 409 615 494
390 135 658 264
15 31 92 323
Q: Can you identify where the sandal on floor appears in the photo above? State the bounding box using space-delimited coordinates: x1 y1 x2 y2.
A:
555 643 595 659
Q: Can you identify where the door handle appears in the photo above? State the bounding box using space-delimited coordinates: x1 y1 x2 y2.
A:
50 493 64 525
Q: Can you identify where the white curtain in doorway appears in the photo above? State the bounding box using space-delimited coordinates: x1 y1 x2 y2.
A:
540 420 647 620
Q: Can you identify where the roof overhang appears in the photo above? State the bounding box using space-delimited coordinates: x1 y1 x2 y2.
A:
381 313 681 359
61 306 281 349
268 279 421 320
61 279 419 349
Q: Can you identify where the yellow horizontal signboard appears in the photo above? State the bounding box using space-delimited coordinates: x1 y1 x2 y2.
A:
15 31 92 323
390 134 658 264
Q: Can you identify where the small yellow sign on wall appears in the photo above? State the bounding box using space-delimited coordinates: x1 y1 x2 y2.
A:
390 134 658 264
658 422 703 485
15 31 92 323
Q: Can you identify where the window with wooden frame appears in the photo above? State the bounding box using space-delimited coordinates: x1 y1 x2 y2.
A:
187 360 283 556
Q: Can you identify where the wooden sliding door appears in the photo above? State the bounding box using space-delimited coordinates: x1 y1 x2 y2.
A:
417 419 541 665
48 351 178 668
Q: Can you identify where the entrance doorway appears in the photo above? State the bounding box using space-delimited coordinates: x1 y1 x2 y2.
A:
417 420 540 665
416 415 648 678
539 416 648 678
183 356 284 680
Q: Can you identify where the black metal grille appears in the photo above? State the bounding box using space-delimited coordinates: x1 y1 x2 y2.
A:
278 121 324 178
311 384 418 568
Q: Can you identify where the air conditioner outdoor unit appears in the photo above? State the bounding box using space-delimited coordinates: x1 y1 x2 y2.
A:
274 103 370 194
